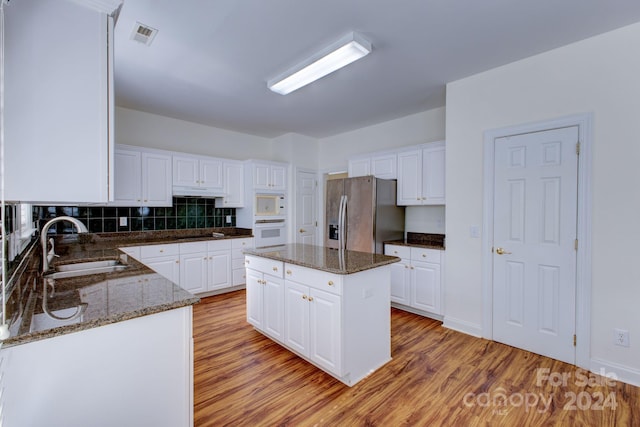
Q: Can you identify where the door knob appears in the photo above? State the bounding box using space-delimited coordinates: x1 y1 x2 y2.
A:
495 247 512 255
299 228 306 233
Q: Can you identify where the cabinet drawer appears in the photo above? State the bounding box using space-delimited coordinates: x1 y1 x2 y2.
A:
284 263 343 295
207 239 232 252
245 255 283 277
119 246 140 259
410 247 441 263
140 243 180 259
384 244 410 259
178 241 208 254
232 238 254 250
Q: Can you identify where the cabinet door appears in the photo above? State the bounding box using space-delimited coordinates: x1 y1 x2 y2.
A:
5 1 111 203
270 165 287 190
173 156 199 187
253 164 271 189
284 281 309 356
113 149 142 205
371 153 397 179
199 158 224 189
263 275 284 340
208 251 231 291
222 161 244 207
309 288 342 375
179 252 208 293
142 152 172 206
348 158 371 177
246 269 263 328
144 256 180 284
396 150 422 205
411 261 441 314
389 260 411 305
422 144 446 204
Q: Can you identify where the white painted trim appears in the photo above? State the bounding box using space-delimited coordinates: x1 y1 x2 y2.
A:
68 0 123 15
481 112 593 369
590 358 640 388
443 316 482 338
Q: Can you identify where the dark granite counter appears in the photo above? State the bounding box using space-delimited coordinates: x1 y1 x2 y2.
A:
244 244 400 274
3 228 253 348
385 232 445 250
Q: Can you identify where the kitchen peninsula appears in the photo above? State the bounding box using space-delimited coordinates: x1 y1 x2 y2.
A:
244 243 400 386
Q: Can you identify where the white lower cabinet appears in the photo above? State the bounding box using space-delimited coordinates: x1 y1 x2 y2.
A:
245 255 390 386
385 244 442 316
121 237 251 296
140 243 181 284
246 258 284 340
179 240 232 294
284 280 342 375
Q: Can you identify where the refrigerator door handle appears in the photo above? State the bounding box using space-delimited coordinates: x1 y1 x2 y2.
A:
338 195 345 250
340 195 348 250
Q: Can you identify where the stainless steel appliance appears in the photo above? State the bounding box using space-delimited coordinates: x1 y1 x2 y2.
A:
325 176 404 253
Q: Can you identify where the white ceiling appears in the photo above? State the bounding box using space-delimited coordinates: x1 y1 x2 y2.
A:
113 0 640 139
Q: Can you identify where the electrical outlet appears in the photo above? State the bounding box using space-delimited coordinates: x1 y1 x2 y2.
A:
119 217 128 227
614 328 630 347
225 215 232 224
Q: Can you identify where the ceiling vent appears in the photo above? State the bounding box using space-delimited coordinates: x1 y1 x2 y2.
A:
130 22 158 46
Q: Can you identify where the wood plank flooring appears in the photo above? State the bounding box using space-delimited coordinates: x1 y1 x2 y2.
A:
193 290 639 426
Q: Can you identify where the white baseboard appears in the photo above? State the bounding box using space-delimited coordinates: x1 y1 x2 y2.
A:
590 358 640 388
442 316 482 338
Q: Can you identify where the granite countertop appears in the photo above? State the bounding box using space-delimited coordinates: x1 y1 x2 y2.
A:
385 232 446 250
244 244 400 275
3 228 253 348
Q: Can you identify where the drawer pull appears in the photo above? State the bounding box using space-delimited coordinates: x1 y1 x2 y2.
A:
272 266 278 272
328 280 334 286
422 254 426 258
159 249 164 253
394 251 398 254
286 270 292 275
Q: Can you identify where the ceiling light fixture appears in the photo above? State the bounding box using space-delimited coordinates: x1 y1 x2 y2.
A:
268 32 372 95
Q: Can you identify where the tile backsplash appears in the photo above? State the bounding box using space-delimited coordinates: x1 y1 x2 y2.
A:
36 197 236 234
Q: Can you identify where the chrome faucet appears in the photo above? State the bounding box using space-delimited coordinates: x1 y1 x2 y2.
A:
41 216 89 273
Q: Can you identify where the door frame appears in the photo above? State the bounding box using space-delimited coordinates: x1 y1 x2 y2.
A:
481 113 593 369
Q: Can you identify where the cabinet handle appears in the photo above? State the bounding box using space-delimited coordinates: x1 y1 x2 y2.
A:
410 266 414 270
393 250 398 254
404 264 409 269
299 229 306 233
422 254 427 258
160 249 164 253
328 280 334 286
308 296 314 302
246 260 250 264
272 266 278 272
302 295 308 300
176 260 179 264
286 270 292 275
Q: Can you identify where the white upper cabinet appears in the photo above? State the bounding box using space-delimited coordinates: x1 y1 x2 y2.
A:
5 0 117 203
251 161 287 191
113 146 172 206
173 155 224 194
397 141 445 205
348 152 397 179
222 161 245 207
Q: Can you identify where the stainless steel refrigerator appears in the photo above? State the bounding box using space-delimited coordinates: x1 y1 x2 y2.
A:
325 176 404 254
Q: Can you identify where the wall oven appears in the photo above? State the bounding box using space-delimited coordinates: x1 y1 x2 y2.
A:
254 219 287 248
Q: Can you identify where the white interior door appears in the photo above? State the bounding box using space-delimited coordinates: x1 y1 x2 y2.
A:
493 126 578 364
296 170 317 245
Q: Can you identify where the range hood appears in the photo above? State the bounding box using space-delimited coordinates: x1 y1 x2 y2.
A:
172 186 226 198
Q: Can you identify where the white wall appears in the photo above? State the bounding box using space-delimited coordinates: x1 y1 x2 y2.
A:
318 107 446 171
446 22 640 383
271 133 319 170
115 107 272 160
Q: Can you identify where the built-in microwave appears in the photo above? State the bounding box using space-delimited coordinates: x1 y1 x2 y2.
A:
255 194 285 217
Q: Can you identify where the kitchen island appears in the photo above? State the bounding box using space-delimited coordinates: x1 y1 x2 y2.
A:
244 244 400 386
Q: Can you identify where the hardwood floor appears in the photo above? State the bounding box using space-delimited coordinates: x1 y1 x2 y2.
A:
193 290 639 426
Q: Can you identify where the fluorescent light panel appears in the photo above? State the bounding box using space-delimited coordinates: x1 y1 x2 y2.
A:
268 32 371 95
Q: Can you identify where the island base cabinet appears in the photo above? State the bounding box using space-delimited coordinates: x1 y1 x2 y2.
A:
246 260 284 341
1 307 193 427
284 282 342 376
247 253 391 387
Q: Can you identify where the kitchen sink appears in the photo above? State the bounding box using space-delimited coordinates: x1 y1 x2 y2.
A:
44 260 128 279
